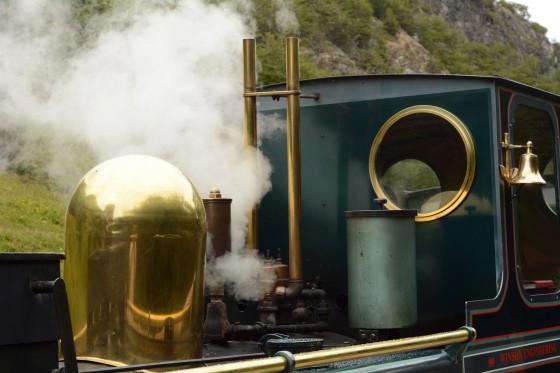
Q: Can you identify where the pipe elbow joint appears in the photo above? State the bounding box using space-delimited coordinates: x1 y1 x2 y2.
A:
276 280 303 302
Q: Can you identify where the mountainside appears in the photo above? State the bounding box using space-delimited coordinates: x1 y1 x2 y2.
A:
424 0 556 70
1 0 560 254
255 0 560 93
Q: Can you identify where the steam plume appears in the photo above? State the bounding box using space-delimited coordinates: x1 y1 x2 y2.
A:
275 0 299 34
0 0 282 300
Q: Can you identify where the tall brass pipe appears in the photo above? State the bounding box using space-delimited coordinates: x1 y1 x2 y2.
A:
243 38 259 251
172 327 476 373
284 37 303 296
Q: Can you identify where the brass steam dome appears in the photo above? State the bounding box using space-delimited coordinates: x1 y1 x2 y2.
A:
64 155 207 366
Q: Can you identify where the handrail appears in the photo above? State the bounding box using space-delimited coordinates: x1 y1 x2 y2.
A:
171 327 476 373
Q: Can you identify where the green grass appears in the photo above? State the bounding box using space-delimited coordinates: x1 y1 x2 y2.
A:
0 173 67 253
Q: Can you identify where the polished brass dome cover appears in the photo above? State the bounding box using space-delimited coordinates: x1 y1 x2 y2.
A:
64 155 206 366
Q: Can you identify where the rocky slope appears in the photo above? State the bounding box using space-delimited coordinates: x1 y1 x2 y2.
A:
424 0 557 72
288 0 560 88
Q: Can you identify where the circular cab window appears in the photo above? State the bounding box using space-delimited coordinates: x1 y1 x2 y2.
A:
369 105 476 222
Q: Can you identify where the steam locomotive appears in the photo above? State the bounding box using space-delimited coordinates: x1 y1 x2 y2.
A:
3 37 560 372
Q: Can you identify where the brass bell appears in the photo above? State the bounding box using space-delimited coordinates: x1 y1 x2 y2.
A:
511 141 546 185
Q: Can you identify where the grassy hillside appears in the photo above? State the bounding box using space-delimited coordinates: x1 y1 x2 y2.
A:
1 0 559 253
0 173 66 253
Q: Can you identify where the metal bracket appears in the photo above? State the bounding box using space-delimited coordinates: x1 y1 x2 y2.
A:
31 278 78 373
444 326 477 365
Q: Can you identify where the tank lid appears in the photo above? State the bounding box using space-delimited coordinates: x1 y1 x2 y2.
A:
0 253 65 262
344 210 417 218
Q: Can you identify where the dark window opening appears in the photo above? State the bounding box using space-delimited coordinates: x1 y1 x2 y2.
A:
513 104 560 295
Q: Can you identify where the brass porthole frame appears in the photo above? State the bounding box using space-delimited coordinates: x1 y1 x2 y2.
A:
369 105 476 222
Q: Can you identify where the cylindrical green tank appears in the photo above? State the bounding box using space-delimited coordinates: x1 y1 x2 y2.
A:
345 209 417 329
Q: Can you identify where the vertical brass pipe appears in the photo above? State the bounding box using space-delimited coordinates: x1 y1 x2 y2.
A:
243 38 259 251
286 37 303 284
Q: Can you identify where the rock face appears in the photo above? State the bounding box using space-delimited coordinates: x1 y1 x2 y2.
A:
424 0 557 71
306 0 558 76
306 42 365 76
386 31 445 74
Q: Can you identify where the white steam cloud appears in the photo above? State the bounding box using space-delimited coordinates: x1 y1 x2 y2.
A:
0 0 282 300
275 0 299 34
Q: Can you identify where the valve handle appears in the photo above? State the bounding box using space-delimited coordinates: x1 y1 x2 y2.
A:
374 198 387 210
